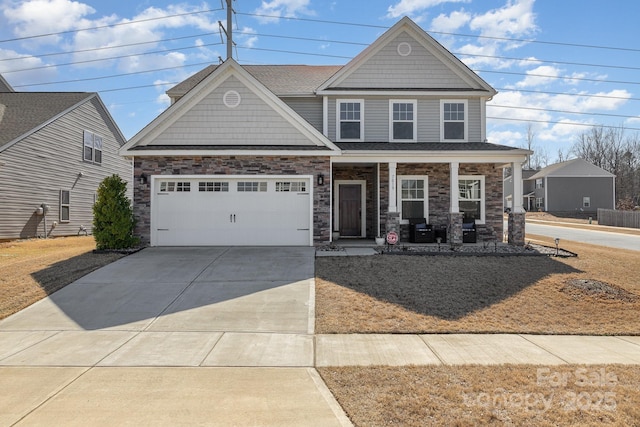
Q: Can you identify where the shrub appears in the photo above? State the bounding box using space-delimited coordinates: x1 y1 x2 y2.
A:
93 174 139 250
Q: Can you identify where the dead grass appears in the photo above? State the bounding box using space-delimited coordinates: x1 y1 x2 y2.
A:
319 365 640 426
315 240 640 335
0 237 125 319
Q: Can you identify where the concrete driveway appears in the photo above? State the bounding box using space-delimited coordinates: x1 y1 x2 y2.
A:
0 247 351 426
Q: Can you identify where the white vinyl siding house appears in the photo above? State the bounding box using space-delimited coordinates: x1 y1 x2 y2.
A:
0 94 131 239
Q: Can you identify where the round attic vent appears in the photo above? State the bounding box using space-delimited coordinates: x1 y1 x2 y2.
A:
223 90 241 108
397 42 412 56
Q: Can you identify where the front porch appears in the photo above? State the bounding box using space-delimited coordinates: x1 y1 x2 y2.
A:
329 159 526 246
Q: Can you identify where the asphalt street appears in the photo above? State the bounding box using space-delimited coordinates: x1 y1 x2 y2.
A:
526 222 640 252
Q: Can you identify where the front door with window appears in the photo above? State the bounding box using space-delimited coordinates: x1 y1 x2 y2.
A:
339 184 362 236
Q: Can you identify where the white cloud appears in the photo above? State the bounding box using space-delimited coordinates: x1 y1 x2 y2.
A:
3 0 95 42
254 0 314 23
487 130 523 146
430 10 471 32
0 48 58 87
387 0 469 19
469 0 537 39
516 65 561 88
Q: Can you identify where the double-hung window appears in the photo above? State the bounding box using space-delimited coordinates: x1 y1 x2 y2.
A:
459 176 485 223
337 100 363 140
535 178 543 189
83 130 103 164
441 100 467 141
60 190 70 222
390 100 417 141
398 176 428 223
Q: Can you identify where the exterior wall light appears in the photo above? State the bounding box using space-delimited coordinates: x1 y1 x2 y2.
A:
317 174 324 186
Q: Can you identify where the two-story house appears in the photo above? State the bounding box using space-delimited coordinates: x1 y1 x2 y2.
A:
0 75 132 240
120 17 530 247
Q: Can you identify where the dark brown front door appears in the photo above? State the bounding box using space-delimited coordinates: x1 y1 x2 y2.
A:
339 184 361 236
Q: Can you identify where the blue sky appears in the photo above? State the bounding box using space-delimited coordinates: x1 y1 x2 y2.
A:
1 0 639 164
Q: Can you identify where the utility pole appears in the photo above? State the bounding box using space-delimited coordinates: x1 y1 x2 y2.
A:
226 0 233 60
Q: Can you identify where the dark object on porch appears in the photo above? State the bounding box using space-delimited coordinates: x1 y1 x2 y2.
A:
409 218 435 243
462 217 477 243
435 224 447 243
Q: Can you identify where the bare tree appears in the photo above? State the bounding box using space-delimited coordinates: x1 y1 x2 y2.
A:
520 123 548 170
572 125 640 206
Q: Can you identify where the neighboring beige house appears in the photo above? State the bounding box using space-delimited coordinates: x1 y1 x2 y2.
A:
121 17 530 247
0 76 132 239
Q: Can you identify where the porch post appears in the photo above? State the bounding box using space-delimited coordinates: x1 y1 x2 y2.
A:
508 161 526 246
448 162 463 245
449 162 459 213
512 161 524 213
386 162 400 237
388 162 397 212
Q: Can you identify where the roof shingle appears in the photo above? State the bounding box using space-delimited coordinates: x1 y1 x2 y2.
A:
0 92 93 150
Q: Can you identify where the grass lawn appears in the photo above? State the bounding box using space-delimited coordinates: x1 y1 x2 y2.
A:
0 236 125 320
319 364 640 426
315 238 640 335
317 235 640 426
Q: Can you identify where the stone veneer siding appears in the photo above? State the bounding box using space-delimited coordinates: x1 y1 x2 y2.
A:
375 163 504 242
133 156 331 245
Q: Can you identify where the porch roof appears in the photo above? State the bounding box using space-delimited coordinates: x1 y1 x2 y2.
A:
335 142 520 151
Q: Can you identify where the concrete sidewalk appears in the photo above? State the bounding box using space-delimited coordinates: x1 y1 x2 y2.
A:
2 247 639 426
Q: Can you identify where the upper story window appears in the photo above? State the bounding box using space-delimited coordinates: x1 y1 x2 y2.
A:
535 178 543 189
390 100 417 142
441 100 467 142
337 99 363 141
83 130 102 164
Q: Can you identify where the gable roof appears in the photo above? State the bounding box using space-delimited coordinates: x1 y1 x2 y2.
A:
528 158 615 179
167 64 342 100
317 16 496 95
0 74 14 92
0 92 95 152
122 59 340 156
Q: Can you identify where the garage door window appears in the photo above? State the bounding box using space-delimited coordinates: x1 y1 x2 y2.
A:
276 181 306 192
238 182 267 192
159 182 191 192
199 182 229 192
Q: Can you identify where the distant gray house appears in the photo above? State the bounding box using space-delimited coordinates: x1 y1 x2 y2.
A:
504 158 615 214
0 76 132 240
504 168 537 212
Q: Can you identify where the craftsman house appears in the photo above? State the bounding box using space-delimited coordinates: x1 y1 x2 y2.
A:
0 75 132 239
120 17 530 247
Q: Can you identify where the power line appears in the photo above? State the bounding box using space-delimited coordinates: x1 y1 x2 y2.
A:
0 8 223 44
488 104 638 121
476 69 640 86
11 62 214 88
2 42 223 74
0 31 220 63
487 116 640 132
237 11 640 54
493 87 640 102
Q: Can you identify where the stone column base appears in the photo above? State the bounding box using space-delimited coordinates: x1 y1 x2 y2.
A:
508 212 526 246
448 212 463 246
386 211 401 241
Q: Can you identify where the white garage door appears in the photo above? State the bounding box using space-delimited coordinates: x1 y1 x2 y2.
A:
151 176 312 246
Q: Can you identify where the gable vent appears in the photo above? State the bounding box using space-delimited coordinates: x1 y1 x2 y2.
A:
223 90 241 108
397 42 412 57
